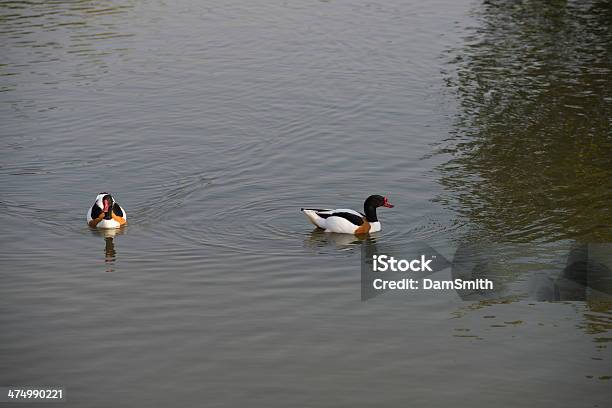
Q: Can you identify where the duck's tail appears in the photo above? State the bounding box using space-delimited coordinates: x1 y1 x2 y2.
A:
301 208 327 229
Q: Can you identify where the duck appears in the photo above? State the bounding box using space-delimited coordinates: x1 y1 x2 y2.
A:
87 192 127 229
301 195 394 234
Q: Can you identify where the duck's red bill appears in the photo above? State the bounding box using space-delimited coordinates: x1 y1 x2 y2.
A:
103 199 111 212
383 197 394 208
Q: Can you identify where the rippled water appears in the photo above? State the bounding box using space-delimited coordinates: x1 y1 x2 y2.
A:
1 0 611 406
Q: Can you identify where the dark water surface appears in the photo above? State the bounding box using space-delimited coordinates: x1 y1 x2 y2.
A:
1 0 611 406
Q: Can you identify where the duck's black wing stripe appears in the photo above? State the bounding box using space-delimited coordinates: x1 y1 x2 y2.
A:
329 212 364 226
112 203 123 217
91 205 102 219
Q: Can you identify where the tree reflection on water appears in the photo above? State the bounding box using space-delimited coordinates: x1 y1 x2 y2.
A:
441 0 612 243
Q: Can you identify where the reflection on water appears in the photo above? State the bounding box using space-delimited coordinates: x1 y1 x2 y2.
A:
89 227 126 272
104 236 116 271
304 229 373 252
442 0 612 355
441 0 612 243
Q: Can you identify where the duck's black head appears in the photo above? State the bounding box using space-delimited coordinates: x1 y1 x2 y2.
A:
363 195 394 222
96 192 115 219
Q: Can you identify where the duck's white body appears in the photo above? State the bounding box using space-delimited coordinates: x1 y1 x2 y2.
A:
302 208 381 234
87 193 127 229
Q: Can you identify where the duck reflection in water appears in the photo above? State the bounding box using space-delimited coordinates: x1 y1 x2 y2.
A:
304 228 377 252
90 227 126 272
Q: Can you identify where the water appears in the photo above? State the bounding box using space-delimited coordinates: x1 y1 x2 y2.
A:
1 0 611 406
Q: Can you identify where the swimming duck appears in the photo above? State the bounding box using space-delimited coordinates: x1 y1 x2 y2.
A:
87 193 127 229
301 195 394 234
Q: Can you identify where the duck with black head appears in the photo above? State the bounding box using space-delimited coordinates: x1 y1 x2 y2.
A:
301 195 394 234
86 192 127 229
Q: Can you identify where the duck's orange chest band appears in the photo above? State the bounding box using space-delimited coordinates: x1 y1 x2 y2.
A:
111 213 127 225
88 212 105 227
354 219 371 234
